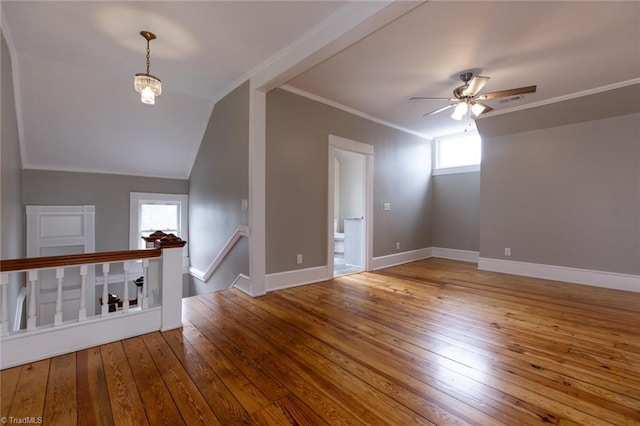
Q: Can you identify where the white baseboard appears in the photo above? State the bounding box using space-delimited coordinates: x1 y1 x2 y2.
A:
189 267 206 282
230 274 254 296
371 247 433 270
0 307 162 369
432 247 479 263
478 257 640 293
232 248 433 294
266 266 329 292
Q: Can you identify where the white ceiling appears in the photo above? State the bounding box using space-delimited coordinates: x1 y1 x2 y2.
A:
3 1 639 178
288 1 640 139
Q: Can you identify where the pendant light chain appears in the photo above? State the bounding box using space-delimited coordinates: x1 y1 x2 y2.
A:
146 40 151 76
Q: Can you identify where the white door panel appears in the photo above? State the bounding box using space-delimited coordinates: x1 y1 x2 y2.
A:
26 206 95 326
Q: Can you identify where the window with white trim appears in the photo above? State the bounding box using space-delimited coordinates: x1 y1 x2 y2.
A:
433 132 482 175
129 192 189 258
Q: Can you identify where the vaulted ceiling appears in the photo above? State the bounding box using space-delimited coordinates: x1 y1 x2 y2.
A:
3 1 639 179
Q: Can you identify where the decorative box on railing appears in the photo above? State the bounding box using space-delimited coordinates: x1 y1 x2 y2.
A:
142 231 168 248
154 233 187 248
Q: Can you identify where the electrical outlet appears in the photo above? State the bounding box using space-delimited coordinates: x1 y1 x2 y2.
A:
241 199 248 210
504 248 511 257
296 254 303 264
396 242 400 250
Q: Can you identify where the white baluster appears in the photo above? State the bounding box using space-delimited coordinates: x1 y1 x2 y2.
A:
27 270 37 330
54 268 64 326
101 263 110 316
122 261 130 313
78 265 87 321
1 273 9 336
142 259 149 309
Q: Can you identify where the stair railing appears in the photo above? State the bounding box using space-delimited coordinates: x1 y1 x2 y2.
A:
0 234 186 369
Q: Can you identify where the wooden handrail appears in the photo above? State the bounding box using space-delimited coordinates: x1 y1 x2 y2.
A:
0 248 162 273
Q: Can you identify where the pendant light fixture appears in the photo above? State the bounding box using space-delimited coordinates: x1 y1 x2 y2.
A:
134 30 162 105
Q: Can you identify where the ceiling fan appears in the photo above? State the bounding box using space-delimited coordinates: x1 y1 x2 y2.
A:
411 72 536 120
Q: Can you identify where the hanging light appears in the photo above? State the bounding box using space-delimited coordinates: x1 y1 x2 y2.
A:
134 31 162 105
451 102 468 120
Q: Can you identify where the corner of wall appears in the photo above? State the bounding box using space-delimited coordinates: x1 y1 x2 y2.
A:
187 81 251 295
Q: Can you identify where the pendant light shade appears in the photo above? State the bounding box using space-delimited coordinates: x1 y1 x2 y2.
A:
134 31 162 105
134 73 162 105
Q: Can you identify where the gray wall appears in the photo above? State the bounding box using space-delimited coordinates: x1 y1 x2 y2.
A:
22 170 188 252
266 88 432 274
188 81 249 294
432 171 480 251
477 85 640 275
1 31 25 330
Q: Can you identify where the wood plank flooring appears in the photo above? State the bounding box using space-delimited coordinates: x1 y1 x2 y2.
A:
2 258 639 425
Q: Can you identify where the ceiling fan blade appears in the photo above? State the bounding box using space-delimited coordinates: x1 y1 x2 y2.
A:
462 75 490 97
476 85 537 100
410 96 452 101
472 101 493 116
423 103 456 117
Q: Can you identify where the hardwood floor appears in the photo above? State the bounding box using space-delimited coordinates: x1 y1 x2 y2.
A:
2 258 639 425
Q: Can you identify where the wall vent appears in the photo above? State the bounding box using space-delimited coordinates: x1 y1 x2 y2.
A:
498 95 524 104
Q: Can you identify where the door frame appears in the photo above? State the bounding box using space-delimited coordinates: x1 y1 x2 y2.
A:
328 135 374 277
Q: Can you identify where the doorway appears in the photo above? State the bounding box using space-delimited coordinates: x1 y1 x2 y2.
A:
328 135 373 278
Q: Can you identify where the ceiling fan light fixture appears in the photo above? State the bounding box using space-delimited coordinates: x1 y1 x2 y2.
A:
470 102 487 117
451 102 468 120
413 72 536 121
133 30 162 105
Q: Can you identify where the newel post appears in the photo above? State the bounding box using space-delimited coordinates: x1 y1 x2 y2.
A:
154 234 186 331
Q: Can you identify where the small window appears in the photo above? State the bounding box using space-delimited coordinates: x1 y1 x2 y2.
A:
130 193 188 258
140 204 179 240
433 133 481 175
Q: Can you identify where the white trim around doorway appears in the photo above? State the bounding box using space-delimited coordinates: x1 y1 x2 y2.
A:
328 135 374 278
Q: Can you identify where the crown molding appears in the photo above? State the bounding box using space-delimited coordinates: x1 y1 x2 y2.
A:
280 85 431 140
23 163 189 181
